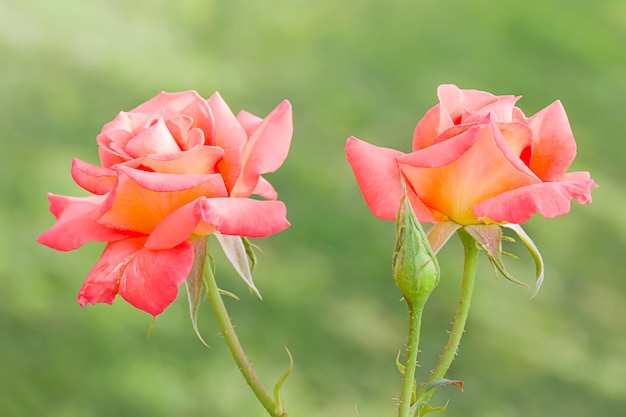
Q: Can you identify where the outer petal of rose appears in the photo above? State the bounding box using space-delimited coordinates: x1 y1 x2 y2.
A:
200 198 290 237
237 110 264 137
125 117 181 157
207 92 247 191
132 91 207 115
527 100 577 181
140 145 224 175
474 172 597 224
145 197 289 249
345 136 404 221
77 238 147 308
399 124 480 168
496 122 533 160
399 123 538 224
230 100 293 198
118 240 194 316
97 166 228 234
404 186 444 223
71 158 116 195
37 194 135 251
252 176 278 200
78 237 194 316
412 105 441 151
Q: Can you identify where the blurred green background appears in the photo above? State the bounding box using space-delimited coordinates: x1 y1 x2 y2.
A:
1 0 625 416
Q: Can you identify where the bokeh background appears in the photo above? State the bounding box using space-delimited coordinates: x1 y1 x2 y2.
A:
1 0 625 416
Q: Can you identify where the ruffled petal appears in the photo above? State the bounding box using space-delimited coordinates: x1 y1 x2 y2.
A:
230 100 293 197
199 198 290 237
144 198 212 249
462 95 520 124
140 145 224 175
412 105 441 151
116 164 226 192
527 100 577 181
207 92 248 191
97 166 227 234
496 122 533 160
404 184 445 223
78 237 194 316
97 112 149 167
437 84 503 126
37 194 135 251
345 136 404 221
132 91 206 115
118 240 194 316
399 121 538 224
164 115 207 150
126 117 181 157
77 237 147 307
71 158 116 195
145 196 290 249
237 110 264 137
252 176 278 200
474 172 597 223
129 91 216 151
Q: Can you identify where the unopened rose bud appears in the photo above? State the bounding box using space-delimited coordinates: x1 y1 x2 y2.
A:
392 196 440 308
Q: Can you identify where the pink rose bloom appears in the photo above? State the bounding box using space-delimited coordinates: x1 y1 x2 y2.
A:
346 84 597 226
38 91 293 315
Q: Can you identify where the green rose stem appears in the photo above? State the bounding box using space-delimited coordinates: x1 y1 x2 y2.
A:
397 305 425 417
393 195 440 417
413 228 479 414
203 249 287 417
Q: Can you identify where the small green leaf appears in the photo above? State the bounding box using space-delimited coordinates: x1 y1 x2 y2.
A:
419 400 450 416
218 288 240 300
395 350 406 375
503 224 545 297
424 378 464 393
273 347 294 416
214 233 261 298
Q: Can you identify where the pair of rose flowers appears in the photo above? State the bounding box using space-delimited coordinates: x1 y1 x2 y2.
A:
37 84 596 316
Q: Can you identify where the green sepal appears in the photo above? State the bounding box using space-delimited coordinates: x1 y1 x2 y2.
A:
502 224 545 297
218 288 240 300
241 236 260 272
215 232 261 298
426 221 461 255
186 235 211 348
464 224 528 288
